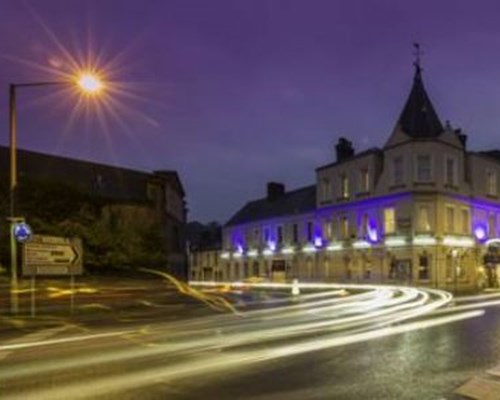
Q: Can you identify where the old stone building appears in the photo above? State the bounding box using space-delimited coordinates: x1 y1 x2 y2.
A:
0 146 187 278
221 63 500 291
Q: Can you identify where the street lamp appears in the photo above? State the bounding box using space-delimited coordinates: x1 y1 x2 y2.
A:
8 73 103 314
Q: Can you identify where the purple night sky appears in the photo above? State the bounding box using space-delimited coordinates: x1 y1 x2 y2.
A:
1 0 500 223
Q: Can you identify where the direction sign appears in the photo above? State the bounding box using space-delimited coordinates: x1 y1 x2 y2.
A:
22 235 83 277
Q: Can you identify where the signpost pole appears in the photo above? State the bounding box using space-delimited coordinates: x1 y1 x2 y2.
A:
30 276 36 318
70 275 75 314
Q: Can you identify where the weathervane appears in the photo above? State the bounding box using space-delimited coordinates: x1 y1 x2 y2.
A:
413 42 423 72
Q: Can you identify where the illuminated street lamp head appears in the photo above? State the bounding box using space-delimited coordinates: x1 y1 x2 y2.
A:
78 73 102 93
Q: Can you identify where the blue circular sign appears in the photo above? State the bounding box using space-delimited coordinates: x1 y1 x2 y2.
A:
13 222 33 243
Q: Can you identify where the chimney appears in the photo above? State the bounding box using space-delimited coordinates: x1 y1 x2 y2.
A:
455 129 467 148
267 182 285 201
335 137 355 162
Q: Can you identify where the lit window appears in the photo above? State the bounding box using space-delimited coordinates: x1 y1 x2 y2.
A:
323 219 332 240
418 254 430 280
461 209 470 234
487 170 497 196
340 174 349 198
445 157 456 186
321 178 331 201
418 205 431 232
393 157 404 185
384 208 395 234
446 206 455 233
445 255 453 280
359 169 369 192
416 155 432 182
340 216 349 239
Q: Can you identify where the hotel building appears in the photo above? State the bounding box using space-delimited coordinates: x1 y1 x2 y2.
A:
221 63 500 291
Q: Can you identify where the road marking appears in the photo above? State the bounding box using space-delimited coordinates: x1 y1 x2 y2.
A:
0 329 137 352
0 325 70 360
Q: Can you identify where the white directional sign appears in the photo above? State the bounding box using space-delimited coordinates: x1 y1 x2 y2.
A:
22 235 83 276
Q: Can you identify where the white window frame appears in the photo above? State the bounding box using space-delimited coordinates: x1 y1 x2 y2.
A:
418 205 431 232
340 174 349 198
487 169 498 196
461 208 470 234
359 168 369 193
444 155 457 187
384 208 396 235
339 216 349 239
445 205 455 233
415 154 433 183
393 156 404 186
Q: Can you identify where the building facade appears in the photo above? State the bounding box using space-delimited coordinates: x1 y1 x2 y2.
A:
0 146 188 278
221 64 500 291
187 222 223 281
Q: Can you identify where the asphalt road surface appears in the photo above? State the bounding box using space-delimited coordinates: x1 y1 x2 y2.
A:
1 279 499 400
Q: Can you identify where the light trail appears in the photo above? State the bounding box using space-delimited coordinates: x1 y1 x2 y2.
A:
1 281 491 400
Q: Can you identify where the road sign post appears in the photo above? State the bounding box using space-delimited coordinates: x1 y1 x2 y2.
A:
22 235 83 316
22 235 83 277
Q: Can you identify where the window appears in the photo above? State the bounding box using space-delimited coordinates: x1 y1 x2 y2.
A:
418 205 431 232
277 226 283 244
321 178 331 201
445 157 456 186
446 206 455 233
307 221 313 242
418 254 430 280
489 214 496 237
359 169 369 192
263 227 270 243
340 174 349 198
384 208 395 234
323 219 332 240
292 223 299 243
393 156 404 185
461 209 470 234
253 229 260 244
360 213 369 237
445 255 453 280
340 216 349 239
487 170 497 196
416 155 432 182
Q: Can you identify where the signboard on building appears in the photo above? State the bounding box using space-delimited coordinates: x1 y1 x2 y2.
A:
22 235 83 277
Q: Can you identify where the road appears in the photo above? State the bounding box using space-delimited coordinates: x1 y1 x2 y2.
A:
1 279 499 399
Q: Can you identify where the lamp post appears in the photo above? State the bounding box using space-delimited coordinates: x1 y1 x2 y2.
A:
8 74 102 314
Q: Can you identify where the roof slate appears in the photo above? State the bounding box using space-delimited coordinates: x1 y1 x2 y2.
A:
225 185 316 226
397 66 443 138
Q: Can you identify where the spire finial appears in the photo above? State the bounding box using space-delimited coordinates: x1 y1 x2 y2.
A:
413 42 423 76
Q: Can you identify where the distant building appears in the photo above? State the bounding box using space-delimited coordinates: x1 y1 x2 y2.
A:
0 146 187 278
222 63 500 291
187 222 222 281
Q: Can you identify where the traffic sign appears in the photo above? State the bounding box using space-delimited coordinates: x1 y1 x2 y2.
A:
13 222 32 243
22 235 83 276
